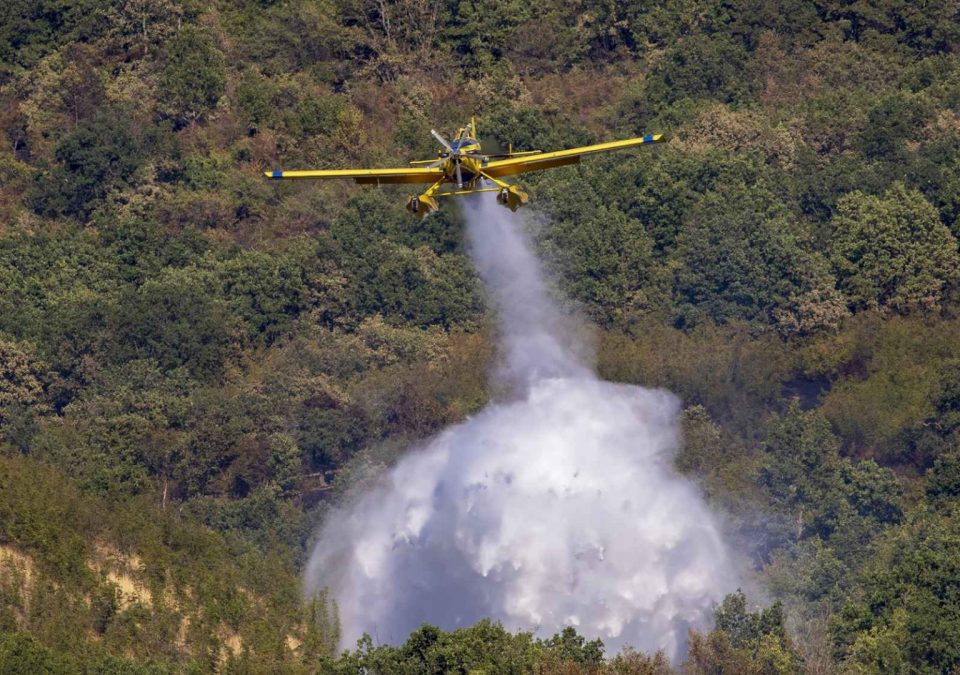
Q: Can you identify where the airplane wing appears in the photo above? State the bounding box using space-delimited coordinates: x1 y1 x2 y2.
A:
482 134 663 178
264 167 444 185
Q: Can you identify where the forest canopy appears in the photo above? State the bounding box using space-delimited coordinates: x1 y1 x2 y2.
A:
0 0 959 672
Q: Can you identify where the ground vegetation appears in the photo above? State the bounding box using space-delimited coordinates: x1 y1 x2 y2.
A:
1 0 960 671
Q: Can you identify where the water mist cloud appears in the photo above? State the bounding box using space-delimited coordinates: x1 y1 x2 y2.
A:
305 196 737 658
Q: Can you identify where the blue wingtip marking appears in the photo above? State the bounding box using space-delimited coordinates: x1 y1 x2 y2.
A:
272 170 283 179
643 134 653 143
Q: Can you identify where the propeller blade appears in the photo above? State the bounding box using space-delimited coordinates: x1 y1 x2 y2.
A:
455 161 463 188
431 129 454 153
427 157 445 168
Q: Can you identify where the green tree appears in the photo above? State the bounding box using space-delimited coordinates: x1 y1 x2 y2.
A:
103 0 184 59
821 0 960 56
759 405 902 562
714 591 786 650
760 406 842 510
483 105 592 154
440 0 533 72
158 26 226 126
640 33 759 121
0 336 48 418
541 206 659 324
175 387 252 498
297 403 368 470
686 590 801 674
0 0 103 71
829 184 960 313
300 590 340 662
543 626 604 666
926 451 960 502
0 632 74 674
858 92 934 160
672 181 842 330
676 404 724 476
932 360 960 437
29 111 144 220
909 132 960 237
98 217 208 286
214 248 307 345
114 267 239 379
833 508 960 674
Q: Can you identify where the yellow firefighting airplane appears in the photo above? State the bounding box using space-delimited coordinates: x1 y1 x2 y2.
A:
264 118 663 217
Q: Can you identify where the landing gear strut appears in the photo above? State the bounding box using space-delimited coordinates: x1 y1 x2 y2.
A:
406 177 446 218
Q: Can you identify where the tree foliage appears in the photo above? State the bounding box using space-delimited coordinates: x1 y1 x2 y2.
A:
829 184 960 313
30 111 145 220
2 0 960 670
158 26 226 126
672 181 843 332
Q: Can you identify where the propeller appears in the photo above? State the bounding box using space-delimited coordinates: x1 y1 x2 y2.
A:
431 127 469 187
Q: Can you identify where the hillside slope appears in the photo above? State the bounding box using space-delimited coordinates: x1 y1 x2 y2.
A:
1 0 959 671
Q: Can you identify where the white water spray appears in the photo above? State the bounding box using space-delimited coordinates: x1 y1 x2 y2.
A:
305 197 737 658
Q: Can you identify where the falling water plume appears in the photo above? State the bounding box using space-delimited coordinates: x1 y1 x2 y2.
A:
305 196 737 659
